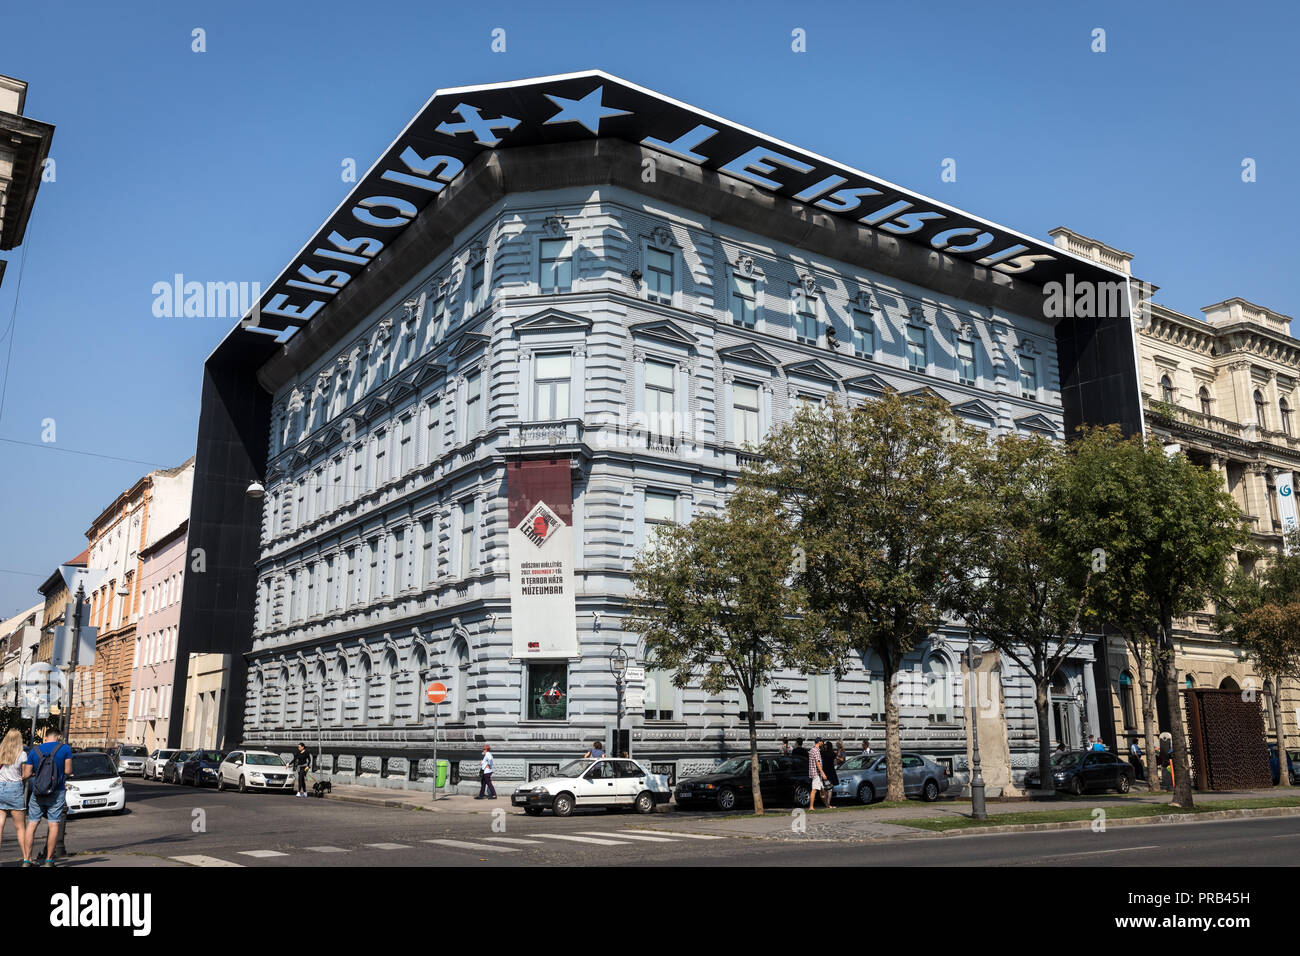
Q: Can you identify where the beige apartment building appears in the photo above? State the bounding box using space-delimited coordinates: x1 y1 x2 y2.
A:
1052 228 1299 754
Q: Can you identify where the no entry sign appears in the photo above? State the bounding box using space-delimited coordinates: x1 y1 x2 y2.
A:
426 682 448 704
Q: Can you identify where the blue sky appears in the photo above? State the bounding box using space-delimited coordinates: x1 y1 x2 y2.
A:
0 0 1297 614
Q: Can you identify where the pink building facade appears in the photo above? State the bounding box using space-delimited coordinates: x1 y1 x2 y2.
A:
127 521 187 751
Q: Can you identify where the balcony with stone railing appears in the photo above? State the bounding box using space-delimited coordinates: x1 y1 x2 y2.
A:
1144 396 1246 441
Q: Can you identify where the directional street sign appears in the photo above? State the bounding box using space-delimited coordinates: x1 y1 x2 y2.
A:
52 624 96 667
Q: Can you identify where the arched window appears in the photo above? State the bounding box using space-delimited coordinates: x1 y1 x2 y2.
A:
309 660 326 725
925 655 951 723
1218 676 1239 691
410 643 428 723
348 653 369 725
1185 673 1196 689
1119 671 1137 730
250 670 264 730
1282 399 1292 437
1255 390 1268 430
1199 386 1213 418
376 648 399 725
1160 375 1174 403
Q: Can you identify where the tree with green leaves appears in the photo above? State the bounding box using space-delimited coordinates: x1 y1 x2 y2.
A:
951 432 1093 796
626 486 836 814
1054 427 1246 807
747 392 984 801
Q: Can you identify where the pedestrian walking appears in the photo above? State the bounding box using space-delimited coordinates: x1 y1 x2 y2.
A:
1128 739 1145 780
819 739 838 803
477 744 496 799
22 728 72 868
0 729 31 865
808 736 831 809
860 739 873 756
290 742 311 796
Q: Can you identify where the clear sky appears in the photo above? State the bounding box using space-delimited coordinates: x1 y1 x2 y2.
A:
0 0 1297 615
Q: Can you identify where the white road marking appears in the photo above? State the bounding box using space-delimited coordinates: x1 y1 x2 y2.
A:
1042 845 1160 860
622 829 727 840
169 854 244 867
483 837 544 845
578 831 677 842
364 842 411 850
304 846 349 853
423 839 520 853
532 833 631 846
238 849 289 858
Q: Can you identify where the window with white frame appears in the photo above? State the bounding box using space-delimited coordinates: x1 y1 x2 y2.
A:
852 309 874 358
345 547 358 605
399 417 414 475
958 338 976 386
459 499 477 575
644 669 677 721
907 325 927 373
925 655 952 722
643 490 676 547
730 274 757 328
540 237 573 293
469 259 486 314
428 289 447 346
324 556 335 614
425 406 441 464
808 673 834 722
794 290 819 344
351 447 364 499
367 537 380 603
644 359 675 436
533 352 571 420
645 248 674 304
421 517 435 586
743 684 768 721
1021 355 1038 394
287 570 298 621
393 528 406 594
464 370 484 437
732 381 761 446
374 429 388 488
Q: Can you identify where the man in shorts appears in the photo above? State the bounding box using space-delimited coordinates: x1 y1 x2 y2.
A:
23 728 73 867
808 735 831 810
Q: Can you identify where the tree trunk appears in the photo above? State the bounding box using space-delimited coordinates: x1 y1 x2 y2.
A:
1160 610 1194 808
1272 678 1290 787
884 658 905 801
1034 679 1053 796
1138 651 1160 793
746 698 764 814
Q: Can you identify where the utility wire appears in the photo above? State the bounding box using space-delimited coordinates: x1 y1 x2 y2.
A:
0 222 33 424
0 436 168 469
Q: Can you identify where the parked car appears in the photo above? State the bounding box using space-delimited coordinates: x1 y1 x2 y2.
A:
512 757 670 817
217 750 294 793
146 748 182 780
1268 743 1300 785
107 744 148 776
674 754 811 811
65 752 127 816
179 750 226 787
1024 749 1134 794
832 751 950 804
162 750 191 783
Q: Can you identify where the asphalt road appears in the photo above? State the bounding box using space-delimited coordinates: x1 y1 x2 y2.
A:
9 778 1300 867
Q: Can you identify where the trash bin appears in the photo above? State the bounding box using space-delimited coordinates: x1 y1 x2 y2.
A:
436 759 449 788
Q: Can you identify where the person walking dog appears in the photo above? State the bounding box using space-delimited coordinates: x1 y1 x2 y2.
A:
290 742 312 797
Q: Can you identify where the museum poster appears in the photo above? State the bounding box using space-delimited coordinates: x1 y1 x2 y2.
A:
508 459 578 658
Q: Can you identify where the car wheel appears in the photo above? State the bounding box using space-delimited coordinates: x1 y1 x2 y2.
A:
1118 774 1131 794
856 781 875 805
793 783 811 808
524 807 543 816
1069 776 1084 796
635 791 655 814
239 776 247 794
217 775 226 792
716 787 737 811
552 792 575 817
922 780 940 802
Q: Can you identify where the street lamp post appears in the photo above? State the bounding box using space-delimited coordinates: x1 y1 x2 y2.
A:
965 643 987 820
609 646 628 757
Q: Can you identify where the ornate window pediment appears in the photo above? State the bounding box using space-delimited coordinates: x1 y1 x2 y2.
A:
844 373 894 396
1015 412 1058 436
952 398 998 422
784 358 840 384
512 307 592 333
901 384 946 402
629 317 698 348
451 331 491 359
718 342 781 369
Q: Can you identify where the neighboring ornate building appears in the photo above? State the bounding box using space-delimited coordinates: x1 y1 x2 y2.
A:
0 604 42 708
0 73 55 288
35 548 87 665
127 518 189 752
1052 227 1300 753
181 72 1144 792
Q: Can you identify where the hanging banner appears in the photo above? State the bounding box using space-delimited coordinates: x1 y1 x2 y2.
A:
508 460 578 658
1278 472 1298 553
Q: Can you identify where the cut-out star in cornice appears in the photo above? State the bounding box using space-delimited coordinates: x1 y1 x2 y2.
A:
543 86 630 135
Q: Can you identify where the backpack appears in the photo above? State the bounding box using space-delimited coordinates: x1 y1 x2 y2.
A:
32 746 60 797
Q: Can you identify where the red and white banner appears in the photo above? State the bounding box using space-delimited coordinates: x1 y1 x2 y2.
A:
508 460 578 658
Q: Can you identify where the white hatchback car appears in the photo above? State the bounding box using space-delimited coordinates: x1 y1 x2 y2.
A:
145 748 182 780
66 752 127 816
511 757 670 817
216 750 295 793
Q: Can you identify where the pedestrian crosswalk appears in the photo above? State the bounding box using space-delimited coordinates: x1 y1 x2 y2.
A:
166 826 730 866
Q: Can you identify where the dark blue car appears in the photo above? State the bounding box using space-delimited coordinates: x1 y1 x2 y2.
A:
180 749 227 787
1268 744 1299 785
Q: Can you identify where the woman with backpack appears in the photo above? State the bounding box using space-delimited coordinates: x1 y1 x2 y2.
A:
0 729 31 865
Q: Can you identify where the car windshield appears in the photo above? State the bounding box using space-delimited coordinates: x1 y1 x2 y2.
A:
553 760 595 778
119 746 147 757
171 753 189 762
712 757 752 775
195 751 223 762
1051 752 1083 768
71 754 116 778
246 754 287 766
840 755 875 771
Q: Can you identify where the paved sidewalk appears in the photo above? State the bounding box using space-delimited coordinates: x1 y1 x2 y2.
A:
324 782 499 813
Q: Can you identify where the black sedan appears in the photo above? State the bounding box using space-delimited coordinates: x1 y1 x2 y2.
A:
675 754 811 811
179 749 227 787
162 750 192 783
1268 744 1300 785
1024 749 1134 795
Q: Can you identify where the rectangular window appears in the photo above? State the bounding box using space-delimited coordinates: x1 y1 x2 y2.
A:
852 309 874 358
1021 356 1038 393
533 353 571 420
644 491 676 547
351 449 363 500
367 538 380 603
644 359 675 435
733 382 761 446
313 469 324 520
465 371 484 436
306 562 316 617
403 322 418 365
645 669 676 721
459 499 476 575
331 458 343 510
288 571 298 621
730 274 757 328
421 517 435 586
345 548 357 606
470 260 485 312
400 417 415 475
324 556 335 613
374 430 388 488
428 291 446 347
539 237 573 293
527 662 568 720
795 293 819 344
645 248 674 304
808 674 833 722
425 410 440 464
958 339 976 385
907 325 927 373
393 529 406 594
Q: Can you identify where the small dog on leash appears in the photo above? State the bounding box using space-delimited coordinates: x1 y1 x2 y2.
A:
311 780 332 797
